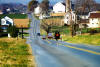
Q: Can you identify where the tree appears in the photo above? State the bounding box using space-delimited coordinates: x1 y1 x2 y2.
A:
7 24 19 37
0 20 3 36
40 0 49 14
41 21 51 34
75 0 97 14
28 0 38 11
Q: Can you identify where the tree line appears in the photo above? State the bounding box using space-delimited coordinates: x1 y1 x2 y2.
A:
28 0 49 14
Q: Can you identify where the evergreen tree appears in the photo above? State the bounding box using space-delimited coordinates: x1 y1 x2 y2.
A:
7 24 19 37
0 19 3 36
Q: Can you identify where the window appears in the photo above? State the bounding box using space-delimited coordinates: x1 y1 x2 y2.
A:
67 17 68 19
73 16 74 19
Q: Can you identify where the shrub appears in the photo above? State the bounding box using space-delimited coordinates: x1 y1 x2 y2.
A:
89 29 97 35
7 24 19 37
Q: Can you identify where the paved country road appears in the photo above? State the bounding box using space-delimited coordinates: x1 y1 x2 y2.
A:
27 13 100 67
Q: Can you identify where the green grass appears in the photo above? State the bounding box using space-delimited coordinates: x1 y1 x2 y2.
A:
0 38 35 67
41 25 100 46
62 34 100 46
19 29 29 37
40 26 70 36
40 29 47 35
0 14 27 19
24 33 29 37
51 26 70 35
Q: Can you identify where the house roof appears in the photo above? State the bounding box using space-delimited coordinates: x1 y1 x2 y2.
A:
13 19 29 28
89 13 100 18
4 16 12 20
1 16 13 25
54 2 65 7
62 3 66 6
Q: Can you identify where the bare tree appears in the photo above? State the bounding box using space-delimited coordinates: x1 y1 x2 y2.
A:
40 0 49 14
75 0 97 14
41 21 52 34
28 0 38 11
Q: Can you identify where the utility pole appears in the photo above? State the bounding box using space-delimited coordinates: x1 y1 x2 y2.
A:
21 26 24 39
66 0 76 37
66 0 73 37
66 0 71 12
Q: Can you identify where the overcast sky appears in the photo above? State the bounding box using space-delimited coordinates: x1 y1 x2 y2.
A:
0 0 100 5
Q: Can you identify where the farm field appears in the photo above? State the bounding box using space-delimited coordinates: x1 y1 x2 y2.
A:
41 17 64 26
14 19 30 28
62 33 100 46
0 14 27 19
0 38 36 67
41 25 100 46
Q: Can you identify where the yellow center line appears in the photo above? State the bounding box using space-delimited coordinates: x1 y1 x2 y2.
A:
56 43 100 55
64 45 100 55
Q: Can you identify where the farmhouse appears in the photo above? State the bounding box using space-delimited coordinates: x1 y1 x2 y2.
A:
64 11 76 25
87 12 100 28
1 16 14 26
34 5 42 16
53 2 66 13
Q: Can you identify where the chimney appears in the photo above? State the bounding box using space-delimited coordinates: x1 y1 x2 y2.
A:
66 0 70 12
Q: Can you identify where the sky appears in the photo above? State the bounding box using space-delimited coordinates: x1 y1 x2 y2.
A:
0 0 100 5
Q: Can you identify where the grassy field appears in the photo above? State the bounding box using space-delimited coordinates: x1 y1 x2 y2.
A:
40 29 47 36
40 26 70 36
0 38 36 67
51 26 70 35
0 14 27 19
14 19 29 28
42 18 64 26
62 34 100 46
41 25 100 46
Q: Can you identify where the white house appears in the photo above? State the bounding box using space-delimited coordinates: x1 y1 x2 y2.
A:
6 8 11 12
87 12 100 28
64 11 77 25
1 16 14 26
53 2 66 13
34 6 42 15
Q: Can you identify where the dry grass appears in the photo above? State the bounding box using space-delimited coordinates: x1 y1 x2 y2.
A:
50 13 66 16
14 19 29 28
0 38 36 67
42 18 64 26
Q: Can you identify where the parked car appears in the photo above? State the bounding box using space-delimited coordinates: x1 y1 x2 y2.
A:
42 35 46 40
37 33 41 36
47 33 54 39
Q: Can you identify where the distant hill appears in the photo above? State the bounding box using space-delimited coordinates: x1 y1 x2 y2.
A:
0 3 27 14
0 0 30 5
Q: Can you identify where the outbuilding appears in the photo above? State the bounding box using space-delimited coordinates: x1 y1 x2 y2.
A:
87 12 100 28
